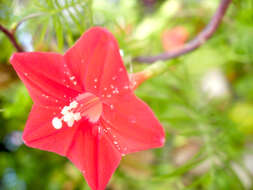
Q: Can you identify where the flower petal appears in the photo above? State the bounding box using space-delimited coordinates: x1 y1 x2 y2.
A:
10 52 82 107
64 27 130 98
101 93 165 155
66 125 121 190
23 105 79 156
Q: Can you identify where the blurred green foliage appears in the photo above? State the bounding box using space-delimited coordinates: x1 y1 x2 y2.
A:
0 0 253 189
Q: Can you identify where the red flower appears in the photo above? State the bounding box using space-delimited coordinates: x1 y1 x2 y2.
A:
162 26 189 52
10 27 165 190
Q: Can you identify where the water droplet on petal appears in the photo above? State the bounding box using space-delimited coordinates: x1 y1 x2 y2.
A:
98 126 103 134
113 141 118 145
92 125 103 139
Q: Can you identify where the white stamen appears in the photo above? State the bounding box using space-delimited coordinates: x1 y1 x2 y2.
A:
67 119 75 127
61 106 70 115
74 112 81 120
63 112 74 122
57 100 82 128
69 101 78 109
52 117 62 129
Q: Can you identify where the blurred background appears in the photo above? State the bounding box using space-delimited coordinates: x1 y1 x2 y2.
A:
0 0 253 189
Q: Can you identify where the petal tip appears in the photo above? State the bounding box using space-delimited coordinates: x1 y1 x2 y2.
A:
22 132 29 146
85 26 117 45
160 136 166 147
87 26 111 35
9 52 26 65
154 127 166 148
9 53 18 65
22 128 33 147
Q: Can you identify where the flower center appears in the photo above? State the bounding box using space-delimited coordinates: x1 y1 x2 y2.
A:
52 92 102 129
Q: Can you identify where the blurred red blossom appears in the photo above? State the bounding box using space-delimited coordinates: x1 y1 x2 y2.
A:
162 26 189 52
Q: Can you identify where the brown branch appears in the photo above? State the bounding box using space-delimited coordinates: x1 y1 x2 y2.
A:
0 24 24 52
133 0 232 63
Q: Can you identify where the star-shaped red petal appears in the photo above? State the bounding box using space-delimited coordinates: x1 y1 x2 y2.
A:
10 27 165 190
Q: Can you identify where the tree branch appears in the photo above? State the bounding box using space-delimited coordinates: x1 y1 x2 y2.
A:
133 0 232 63
0 24 24 52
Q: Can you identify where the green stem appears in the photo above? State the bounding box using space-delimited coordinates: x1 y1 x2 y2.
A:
142 60 177 79
131 60 178 89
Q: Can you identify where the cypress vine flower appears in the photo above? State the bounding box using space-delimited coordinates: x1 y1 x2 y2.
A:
10 27 165 190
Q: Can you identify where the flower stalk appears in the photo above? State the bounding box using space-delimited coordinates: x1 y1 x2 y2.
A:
131 60 176 89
